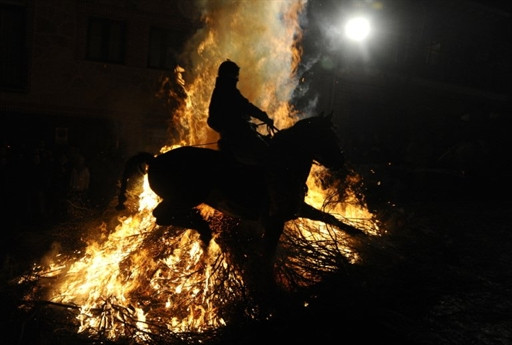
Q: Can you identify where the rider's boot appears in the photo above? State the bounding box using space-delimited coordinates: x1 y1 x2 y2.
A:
152 201 173 225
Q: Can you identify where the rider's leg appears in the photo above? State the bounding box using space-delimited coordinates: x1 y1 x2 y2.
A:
220 131 269 166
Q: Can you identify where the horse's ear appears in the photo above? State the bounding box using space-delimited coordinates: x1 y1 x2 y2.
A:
317 110 333 121
325 111 334 123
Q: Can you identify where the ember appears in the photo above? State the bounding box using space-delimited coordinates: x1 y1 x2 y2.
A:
16 0 381 343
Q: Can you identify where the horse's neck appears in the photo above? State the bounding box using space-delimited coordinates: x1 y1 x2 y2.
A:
270 128 314 160
267 130 314 180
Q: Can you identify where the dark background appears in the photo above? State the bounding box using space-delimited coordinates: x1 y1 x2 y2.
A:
1 0 511 344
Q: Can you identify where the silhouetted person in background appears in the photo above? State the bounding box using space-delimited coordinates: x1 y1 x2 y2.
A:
69 153 90 208
208 59 274 165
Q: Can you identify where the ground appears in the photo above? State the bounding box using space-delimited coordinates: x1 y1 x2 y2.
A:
1 165 511 345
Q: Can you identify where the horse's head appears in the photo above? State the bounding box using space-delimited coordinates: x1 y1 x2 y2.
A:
294 112 346 171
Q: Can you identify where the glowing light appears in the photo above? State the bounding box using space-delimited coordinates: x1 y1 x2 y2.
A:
344 17 371 42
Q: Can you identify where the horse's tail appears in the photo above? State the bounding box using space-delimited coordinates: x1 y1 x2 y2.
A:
116 152 155 210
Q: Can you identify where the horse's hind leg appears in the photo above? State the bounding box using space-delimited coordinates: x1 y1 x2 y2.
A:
298 202 364 235
261 215 285 261
153 201 212 246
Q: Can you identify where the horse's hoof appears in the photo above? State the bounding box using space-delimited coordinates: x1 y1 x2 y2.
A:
155 216 172 226
153 204 173 225
153 212 173 226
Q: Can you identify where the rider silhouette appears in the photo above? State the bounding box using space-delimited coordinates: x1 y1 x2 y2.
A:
208 59 274 165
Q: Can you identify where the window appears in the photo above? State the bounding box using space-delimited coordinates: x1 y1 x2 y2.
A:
0 4 28 90
86 16 126 63
148 27 183 70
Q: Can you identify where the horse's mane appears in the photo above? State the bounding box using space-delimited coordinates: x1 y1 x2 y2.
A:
271 115 332 146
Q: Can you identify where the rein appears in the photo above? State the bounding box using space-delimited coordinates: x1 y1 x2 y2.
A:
188 121 281 149
189 141 219 147
255 122 280 136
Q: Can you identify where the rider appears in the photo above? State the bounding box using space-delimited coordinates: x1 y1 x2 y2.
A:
208 59 274 166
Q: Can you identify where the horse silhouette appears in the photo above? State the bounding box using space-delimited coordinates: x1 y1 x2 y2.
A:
117 113 364 257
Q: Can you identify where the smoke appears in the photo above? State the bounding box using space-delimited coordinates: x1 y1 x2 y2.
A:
173 0 308 145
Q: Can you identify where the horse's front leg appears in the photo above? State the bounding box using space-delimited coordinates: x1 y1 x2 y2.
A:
297 202 364 236
153 201 212 247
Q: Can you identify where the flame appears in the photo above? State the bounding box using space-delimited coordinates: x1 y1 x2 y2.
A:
168 0 306 146
19 0 383 342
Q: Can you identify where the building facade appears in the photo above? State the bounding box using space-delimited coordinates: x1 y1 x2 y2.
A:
1 0 197 157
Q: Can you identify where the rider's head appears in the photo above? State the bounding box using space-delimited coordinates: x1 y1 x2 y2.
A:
218 60 239 81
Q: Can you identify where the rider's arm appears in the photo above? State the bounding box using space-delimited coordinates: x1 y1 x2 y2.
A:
249 104 272 125
240 93 273 125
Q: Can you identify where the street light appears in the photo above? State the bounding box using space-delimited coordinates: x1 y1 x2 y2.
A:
326 14 373 134
344 16 371 42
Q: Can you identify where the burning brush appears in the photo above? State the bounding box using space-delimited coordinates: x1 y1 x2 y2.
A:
14 163 380 344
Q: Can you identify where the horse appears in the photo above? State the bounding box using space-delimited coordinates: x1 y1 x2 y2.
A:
116 113 364 258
